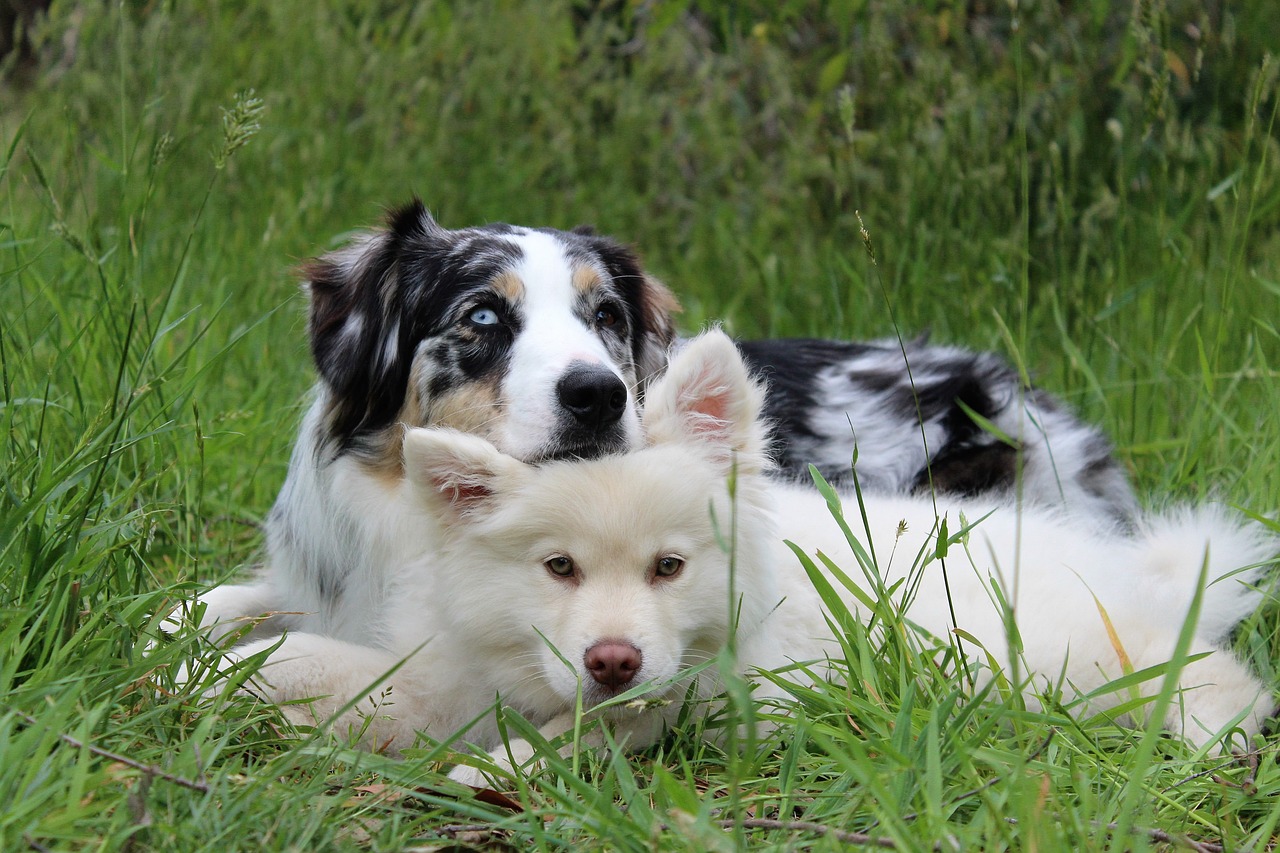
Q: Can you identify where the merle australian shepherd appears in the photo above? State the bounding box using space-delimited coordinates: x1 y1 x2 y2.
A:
192 200 1137 646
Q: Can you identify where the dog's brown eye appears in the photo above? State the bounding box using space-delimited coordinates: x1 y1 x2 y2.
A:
594 306 618 328
544 555 575 578
654 555 684 579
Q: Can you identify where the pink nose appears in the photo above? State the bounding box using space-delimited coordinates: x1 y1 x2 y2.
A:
584 641 642 689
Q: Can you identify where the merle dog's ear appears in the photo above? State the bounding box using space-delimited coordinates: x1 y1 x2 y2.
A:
583 236 680 390
635 272 681 385
403 427 526 524
301 200 444 446
642 329 766 472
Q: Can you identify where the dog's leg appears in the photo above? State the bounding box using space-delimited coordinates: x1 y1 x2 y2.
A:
447 705 671 788
149 581 290 658
208 632 424 753
447 710 584 787
200 581 295 640
181 581 294 645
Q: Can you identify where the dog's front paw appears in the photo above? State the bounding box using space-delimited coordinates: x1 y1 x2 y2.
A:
446 761 500 789
140 599 201 659
170 647 258 702
448 738 540 788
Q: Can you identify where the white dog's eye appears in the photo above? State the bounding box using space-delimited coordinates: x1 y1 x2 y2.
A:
654 555 684 579
468 307 500 326
544 555 575 578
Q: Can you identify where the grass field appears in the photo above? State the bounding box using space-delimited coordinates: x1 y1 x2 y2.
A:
2 1 1279 849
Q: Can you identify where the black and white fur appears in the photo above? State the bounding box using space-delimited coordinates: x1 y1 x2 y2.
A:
742 337 1136 522
190 200 1136 645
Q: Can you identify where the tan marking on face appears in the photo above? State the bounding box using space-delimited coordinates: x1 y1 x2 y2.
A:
572 264 605 295
426 382 505 441
492 270 525 303
400 355 505 438
357 362 502 484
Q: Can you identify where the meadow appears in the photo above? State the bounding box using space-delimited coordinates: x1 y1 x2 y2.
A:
2 1 1278 849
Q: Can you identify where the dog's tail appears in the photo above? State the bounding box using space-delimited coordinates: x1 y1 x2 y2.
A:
1134 505 1276 644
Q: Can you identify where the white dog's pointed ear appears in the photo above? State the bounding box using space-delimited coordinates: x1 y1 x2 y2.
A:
403 428 525 524
642 329 767 472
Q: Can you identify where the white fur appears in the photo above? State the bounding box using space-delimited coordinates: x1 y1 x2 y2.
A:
208 332 1274 783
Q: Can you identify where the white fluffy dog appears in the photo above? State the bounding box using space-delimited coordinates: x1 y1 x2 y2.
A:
213 331 1274 781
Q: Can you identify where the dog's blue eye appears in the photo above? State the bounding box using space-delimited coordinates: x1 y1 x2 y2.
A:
544 555 575 578
469 307 500 326
654 555 684 578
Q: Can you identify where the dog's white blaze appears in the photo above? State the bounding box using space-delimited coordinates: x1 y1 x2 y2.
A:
497 230 640 458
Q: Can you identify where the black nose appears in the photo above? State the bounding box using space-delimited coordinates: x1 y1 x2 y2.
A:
556 363 628 431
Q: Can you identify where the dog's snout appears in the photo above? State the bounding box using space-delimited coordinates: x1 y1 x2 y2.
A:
557 364 627 431
584 640 642 690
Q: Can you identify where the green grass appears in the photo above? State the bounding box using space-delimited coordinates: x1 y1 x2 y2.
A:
2 0 1278 849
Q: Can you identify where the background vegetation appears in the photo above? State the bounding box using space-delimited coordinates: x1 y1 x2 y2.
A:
1 0 1277 849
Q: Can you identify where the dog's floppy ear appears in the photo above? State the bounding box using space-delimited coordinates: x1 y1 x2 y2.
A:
634 273 681 387
302 199 445 446
642 329 766 472
403 427 526 524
